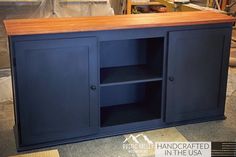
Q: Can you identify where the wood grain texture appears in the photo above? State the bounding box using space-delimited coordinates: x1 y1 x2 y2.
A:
8 150 59 157
4 11 235 36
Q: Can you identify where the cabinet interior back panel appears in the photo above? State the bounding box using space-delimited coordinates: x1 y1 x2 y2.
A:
100 38 164 69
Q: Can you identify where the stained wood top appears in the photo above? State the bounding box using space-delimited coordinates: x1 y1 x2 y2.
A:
4 11 235 36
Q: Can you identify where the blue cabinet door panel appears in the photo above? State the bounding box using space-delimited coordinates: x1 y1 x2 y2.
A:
14 37 98 145
166 28 230 123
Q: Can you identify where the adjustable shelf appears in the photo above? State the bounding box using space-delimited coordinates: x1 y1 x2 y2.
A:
100 65 162 87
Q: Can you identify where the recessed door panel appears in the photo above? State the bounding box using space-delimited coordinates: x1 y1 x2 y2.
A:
14 37 98 145
166 28 230 123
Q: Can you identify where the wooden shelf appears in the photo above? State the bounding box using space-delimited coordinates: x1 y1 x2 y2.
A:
127 0 163 14
131 1 162 5
100 65 162 87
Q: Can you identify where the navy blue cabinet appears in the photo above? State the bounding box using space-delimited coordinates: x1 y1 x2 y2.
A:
8 24 232 151
13 37 99 145
166 28 231 123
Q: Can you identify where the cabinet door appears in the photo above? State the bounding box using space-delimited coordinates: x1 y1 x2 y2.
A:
166 28 231 123
14 37 98 145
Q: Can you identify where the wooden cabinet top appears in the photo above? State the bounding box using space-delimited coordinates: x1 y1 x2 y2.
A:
4 11 235 36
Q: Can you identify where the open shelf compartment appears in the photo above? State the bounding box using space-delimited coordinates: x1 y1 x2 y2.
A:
100 81 162 127
100 37 164 86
